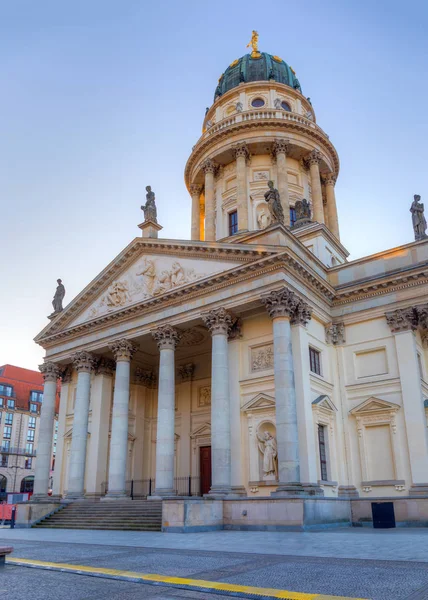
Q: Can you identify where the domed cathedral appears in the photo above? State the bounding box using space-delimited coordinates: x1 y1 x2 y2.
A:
186 32 341 265
30 34 428 532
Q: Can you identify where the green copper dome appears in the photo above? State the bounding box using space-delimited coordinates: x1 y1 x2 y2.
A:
214 52 301 101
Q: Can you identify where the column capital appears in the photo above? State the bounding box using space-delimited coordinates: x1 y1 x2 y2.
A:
323 173 336 186
261 288 312 325
61 364 73 383
96 357 116 376
189 183 203 196
177 363 194 382
134 367 157 388
201 158 218 175
39 361 62 382
109 339 139 362
152 324 181 350
325 322 345 345
202 307 234 336
271 139 290 158
71 350 97 373
385 307 418 333
307 149 322 166
232 142 250 162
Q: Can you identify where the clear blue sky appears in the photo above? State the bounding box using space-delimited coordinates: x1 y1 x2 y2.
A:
1 0 427 370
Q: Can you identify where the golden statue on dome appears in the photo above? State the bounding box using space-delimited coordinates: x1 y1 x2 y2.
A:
246 30 261 59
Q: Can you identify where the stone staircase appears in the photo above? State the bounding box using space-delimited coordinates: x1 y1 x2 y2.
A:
33 499 162 531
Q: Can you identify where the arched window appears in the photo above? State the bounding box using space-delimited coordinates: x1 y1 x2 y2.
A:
251 97 265 108
281 101 291 112
20 476 34 493
0 475 6 494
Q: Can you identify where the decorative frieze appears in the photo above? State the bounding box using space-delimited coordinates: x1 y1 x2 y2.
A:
198 386 211 407
261 287 312 325
325 322 345 345
109 339 139 362
71 351 97 373
96 357 116 376
152 324 181 350
177 363 194 382
251 344 274 372
39 361 62 382
201 307 234 336
134 367 156 388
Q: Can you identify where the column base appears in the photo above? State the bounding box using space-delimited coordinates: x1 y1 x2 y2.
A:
65 492 85 500
31 494 57 503
102 492 129 501
338 485 359 498
271 482 324 498
230 486 247 497
150 488 177 499
205 486 232 499
409 484 428 496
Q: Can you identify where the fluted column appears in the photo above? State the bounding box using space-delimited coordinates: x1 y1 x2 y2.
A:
272 140 290 226
33 361 61 500
152 324 181 496
105 340 138 498
262 288 320 496
202 308 233 496
323 173 340 239
308 150 324 224
233 143 250 232
67 351 96 498
52 366 72 497
202 159 217 242
190 184 202 241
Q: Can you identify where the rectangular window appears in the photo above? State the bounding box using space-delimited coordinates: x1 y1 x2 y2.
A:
228 210 238 236
0 384 12 397
5 413 13 425
27 430 35 442
0 398 3 407
290 206 296 226
1 440 10 451
28 416 36 429
309 347 322 375
25 457 33 469
30 391 43 403
318 425 328 481
0 455 7 467
3 426 12 440
30 403 38 413
7 399 15 409
26 443 34 455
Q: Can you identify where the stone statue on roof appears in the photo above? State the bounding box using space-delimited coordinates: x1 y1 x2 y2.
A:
49 279 65 319
410 194 427 241
141 186 158 223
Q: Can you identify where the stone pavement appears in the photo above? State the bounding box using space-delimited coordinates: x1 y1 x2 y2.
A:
1 528 428 599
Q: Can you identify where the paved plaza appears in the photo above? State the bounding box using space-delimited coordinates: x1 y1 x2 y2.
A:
1 528 428 599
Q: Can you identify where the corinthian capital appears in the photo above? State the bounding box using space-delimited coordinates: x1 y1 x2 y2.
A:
308 149 322 166
96 357 116 376
271 139 290 158
232 142 250 161
109 339 139 362
152 324 181 350
177 363 195 382
325 322 345 345
189 183 203 196
134 367 156 388
71 351 97 373
291 300 313 326
39 361 62 382
261 288 300 319
202 158 217 175
323 173 336 186
385 308 417 333
202 307 234 336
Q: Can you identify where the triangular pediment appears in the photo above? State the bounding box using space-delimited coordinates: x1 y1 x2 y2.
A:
191 422 211 438
312 395 337 412
350 397 400 415
241 393 276 412
35 238 275 342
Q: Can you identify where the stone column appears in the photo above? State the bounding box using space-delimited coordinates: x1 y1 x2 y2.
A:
203 159 217 242
308 150 324 224
190 184 202 241
323 173 340 239
228 325 246 495
152 324 181 496
52 366 72 498
67 351 96 498
386 308 428 494
86 358 115 498
177 364 194 478
33 361 61 500
233 143 250 232
272 139 290 226
262 288 319 496
105 340 138 498
202 307 233 496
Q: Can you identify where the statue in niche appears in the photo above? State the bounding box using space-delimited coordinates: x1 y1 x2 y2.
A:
141 185 158 223
274 98 282 109
236 101 243 112
293 198 312 227
257 431 278 480
264 180 284 224
49 279 65 318
410 194 427 241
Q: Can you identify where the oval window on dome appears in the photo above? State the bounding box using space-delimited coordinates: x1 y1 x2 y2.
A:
251 97 265 108
281 101 291 112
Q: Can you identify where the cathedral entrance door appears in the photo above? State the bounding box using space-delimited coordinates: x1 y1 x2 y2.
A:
199 446 212 496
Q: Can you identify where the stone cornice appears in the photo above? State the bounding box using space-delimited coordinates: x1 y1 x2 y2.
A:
36 250 336 348
185 117 339 187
